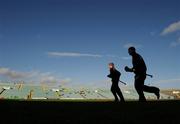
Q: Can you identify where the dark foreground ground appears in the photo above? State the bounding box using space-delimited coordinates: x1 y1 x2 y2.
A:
0 99 179 124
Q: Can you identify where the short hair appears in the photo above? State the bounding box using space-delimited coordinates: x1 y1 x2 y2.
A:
109 63 114 66
128 47 136 52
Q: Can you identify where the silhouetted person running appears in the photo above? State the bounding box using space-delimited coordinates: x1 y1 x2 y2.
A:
125 47 160 101
107 63 125 102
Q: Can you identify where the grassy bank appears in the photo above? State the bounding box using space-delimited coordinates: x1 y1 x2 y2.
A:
0 100 179 124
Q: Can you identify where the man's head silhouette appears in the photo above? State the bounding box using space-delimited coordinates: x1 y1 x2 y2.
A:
109 63 115 70
128 47 136 56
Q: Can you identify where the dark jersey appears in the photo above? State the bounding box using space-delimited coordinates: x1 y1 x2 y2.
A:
107 69 121 84
132 53 147 75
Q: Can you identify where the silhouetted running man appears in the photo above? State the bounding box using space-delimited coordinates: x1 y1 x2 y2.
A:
107 63 125 102
125 47 160 101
